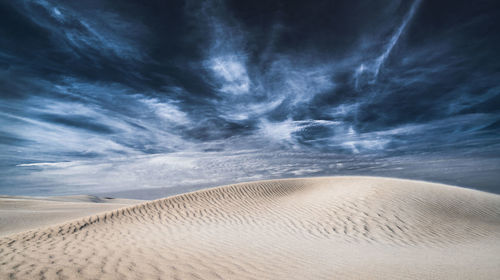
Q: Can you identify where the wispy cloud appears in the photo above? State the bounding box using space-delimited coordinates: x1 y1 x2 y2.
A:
23 0 148 61
1 0 499 195
372 0 422 78
207 55 250 95
354 0 422 87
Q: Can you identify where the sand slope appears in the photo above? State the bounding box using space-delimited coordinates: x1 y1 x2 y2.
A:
1 177 499 279
0 195 143 237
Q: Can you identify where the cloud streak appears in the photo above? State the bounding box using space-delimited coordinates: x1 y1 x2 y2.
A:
354 0 422 87
373 0 422 78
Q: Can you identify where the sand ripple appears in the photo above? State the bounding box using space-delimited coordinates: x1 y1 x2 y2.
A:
1 177 499 279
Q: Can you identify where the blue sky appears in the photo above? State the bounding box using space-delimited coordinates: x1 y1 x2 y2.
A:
1 0 499 196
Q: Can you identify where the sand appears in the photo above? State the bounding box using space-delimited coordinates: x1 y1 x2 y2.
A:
0 195 143 237
0 177 499 279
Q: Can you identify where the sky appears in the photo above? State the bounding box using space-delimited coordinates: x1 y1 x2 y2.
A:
1 0 499 197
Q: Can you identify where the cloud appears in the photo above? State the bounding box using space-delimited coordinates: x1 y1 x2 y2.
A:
207 55 250 95
372 0 422 79
23 0 148 61
141 97 190 125
0 0 499 195
352 0 422 88
8 149 500 196
16 162 75 167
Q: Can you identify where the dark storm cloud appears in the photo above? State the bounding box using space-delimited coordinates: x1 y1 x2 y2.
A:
0 0 499 195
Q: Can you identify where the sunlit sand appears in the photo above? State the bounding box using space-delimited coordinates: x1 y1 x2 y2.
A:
1 177 499 279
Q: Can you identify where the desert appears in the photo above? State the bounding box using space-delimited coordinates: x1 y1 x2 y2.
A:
1 177 499 279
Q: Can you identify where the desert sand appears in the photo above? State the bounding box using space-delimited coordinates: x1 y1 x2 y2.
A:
0 177 499 279
0 195 143 237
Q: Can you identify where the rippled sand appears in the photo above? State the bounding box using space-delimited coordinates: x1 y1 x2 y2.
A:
1 177 499 279
0 195 142 237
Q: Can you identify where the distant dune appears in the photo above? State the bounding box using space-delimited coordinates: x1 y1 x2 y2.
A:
1 177 499 279
0 195 143 237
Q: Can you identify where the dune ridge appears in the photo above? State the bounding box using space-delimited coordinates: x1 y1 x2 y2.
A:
1 176 499 279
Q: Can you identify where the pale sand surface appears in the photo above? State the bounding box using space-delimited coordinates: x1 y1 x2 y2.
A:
0 176 499 279
0 195 143 237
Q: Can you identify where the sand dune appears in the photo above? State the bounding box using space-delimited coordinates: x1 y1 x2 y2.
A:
0 195 143 237
1 177 499 279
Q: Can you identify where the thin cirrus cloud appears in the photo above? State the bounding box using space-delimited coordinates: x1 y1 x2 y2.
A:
23 0 148 61
0 0 499 196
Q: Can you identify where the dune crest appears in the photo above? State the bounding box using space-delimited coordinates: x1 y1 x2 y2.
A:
1 177 499 279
